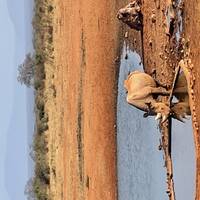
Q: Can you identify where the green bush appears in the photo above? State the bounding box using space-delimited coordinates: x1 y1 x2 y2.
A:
32 133 49 199
33 177 48 200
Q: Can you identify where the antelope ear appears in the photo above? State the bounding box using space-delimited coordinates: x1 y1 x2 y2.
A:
171 112 185 123
124 80 128 90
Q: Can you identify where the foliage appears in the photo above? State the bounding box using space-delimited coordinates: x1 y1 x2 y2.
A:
25 0 55 199
24 178 36 200
17 53 35 87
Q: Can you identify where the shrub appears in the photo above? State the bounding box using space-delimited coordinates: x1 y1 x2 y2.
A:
28 0 54 199
37 121 48 134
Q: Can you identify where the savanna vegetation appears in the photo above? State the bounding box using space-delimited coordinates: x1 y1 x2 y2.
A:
21 0 54 199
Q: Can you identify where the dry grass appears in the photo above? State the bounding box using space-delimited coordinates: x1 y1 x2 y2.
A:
28 0 54 199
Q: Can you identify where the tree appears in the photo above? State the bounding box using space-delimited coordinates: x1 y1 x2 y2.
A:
24 178 35 200
17 53 34 87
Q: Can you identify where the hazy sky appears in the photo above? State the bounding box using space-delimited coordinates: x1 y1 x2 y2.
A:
0 0 34 199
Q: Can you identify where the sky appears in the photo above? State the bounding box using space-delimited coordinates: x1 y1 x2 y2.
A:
0 0 34 199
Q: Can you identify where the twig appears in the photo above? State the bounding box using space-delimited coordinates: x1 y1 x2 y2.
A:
160 121 176 200
160 66 181 200
168 66 181 106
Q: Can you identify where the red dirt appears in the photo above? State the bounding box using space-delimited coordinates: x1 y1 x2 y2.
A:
46 0 126 199
44 0 200 199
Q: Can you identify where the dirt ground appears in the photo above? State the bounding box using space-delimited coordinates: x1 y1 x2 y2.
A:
44 0 126 199
142 1 200 199
42 0 200 199
184 1 200 199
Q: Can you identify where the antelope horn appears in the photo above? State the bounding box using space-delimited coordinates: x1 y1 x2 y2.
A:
161 115 168 123
155 113 162 120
